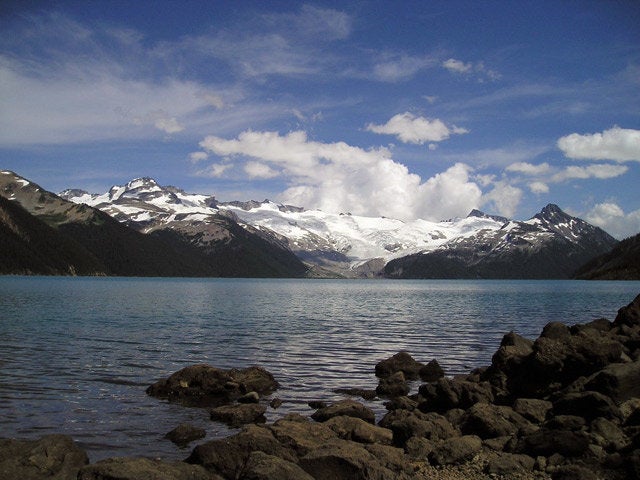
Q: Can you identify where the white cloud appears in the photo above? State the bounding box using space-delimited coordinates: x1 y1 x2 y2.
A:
557 127 640 162
365 112 468 144
529 181 549 194
199 130 482 221
197 163 233 178
443 58 472 74
551 164 628 182
442 58 500 81
585 202 640 239
505 162 550 175
482 181 523 218
153 115 184 134
189 151 209 162
244 161 279 179
373 53 437 82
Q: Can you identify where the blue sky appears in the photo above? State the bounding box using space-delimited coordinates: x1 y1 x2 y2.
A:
1 1 639 238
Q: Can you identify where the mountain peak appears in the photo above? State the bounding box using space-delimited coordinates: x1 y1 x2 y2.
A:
467 209 509 224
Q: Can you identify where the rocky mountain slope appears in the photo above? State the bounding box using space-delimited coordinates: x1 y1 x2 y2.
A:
60 177 618 279
0 171 308 277
573 232 640 280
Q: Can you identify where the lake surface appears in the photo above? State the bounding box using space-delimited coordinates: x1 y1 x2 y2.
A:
0 277 638 461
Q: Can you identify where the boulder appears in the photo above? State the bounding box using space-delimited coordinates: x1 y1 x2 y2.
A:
0 434 88 480
418 377 494 412
238 391 260 404
186 424 294 479
419 359 445 382
164 423 206 446
553 391 621 421
146 364 278 407
585 360 640 403
460 402 533 439
485 452 535 476
209 403 267 427
325 416 393 445
311 400 375 424
513 398 553 423
269 416 337 457
240 451 313 480
379 409 458 447
376 371 410 397
490 331 534 372
590 417 630 451
540 321 571 340
77 457 215 480
515 428 590 457
333 388 377 400
613 293 640 327
428 435 482 466
374 351 425 380
551 464 599 480
299 438 398 480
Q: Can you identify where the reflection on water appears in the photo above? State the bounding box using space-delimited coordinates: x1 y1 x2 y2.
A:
0 277 638 461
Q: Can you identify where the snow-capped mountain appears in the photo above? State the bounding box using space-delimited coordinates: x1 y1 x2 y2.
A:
60 177 618 278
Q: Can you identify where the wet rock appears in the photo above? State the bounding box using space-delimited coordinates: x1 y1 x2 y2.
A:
418 377 494 412
379 409 458 447
164 423 206 446
209 403 267 427
269 397 283 409
311 400 375 424
428 435 482 466
490 331 534 372
238 391 260 404
77 457 215 480
240 451 313 480
419 359 445 382
146 364 278 407
333 388 377 400
376 371 410 397
460 402 533 439
541 321 571 340
375 351 425 380
0 434 89 480
325 416 393 445
186 424 294 479
513 398 553 423
307 400 327 409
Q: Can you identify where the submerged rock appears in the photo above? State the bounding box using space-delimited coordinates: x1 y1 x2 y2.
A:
375 351 425 380
164 423 206 446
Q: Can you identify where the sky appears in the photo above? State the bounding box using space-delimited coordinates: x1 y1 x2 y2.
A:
1 0 639 239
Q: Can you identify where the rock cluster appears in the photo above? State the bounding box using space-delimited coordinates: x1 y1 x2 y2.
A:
2 294 640 480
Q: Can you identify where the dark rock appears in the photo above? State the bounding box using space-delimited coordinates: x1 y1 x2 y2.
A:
364 443 413 476
515 428 590 457
553 391 621 421
209 403 267 427
270 397 283 409
146 364 278 407
551 464 599 480
513 398 552 423
238 391 260 404
164 423 206 446
299 439 398 480
325 416 393 445
418 377 494 412
428 435 482 466
541 321 572 340
419 359 445 382
186 424 295 479
379 409 458 447
590 417 630 451
77 457 215 480
460 402 532 439
240 451 313 480
614 293 640 327
333 388 377 400
376 371 410 397
405 436 434 460
544 415 586 431
485 452 535 476
311 400 375 424
585 360 640 403
384 395 418 412
375 351 425 380
0 434 89 480
307 400 327 409
268 416 337 457
490 331 534 372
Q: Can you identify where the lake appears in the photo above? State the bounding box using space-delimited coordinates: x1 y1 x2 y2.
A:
0 277 638 461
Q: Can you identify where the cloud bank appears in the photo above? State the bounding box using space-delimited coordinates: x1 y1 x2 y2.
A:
198 130 482 221
558 127 640 162
366 112 468 144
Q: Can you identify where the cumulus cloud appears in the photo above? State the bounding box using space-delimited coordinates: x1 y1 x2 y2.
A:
189 151 209 162
529 181 549 194
482 181 523 218
244 161 279 179
585 202 640 239
199 130 482 221
365 112 468 145
557 127 640 162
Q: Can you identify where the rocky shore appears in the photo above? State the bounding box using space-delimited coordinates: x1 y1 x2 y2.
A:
1 294 639 480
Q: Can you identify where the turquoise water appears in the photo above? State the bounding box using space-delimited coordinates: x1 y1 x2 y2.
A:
0 277 638 461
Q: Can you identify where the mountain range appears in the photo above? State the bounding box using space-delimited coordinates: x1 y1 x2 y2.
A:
0 170 624 279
